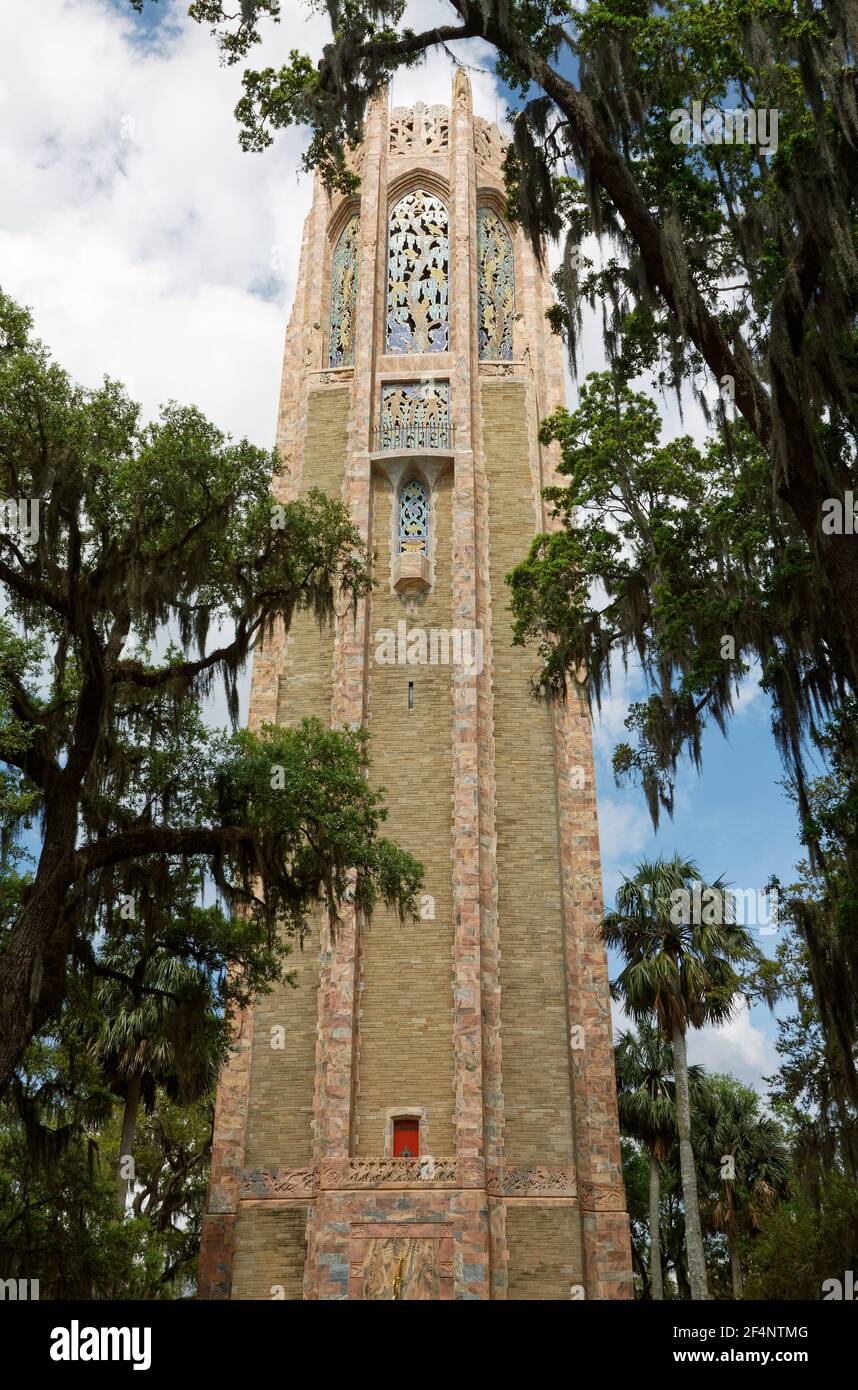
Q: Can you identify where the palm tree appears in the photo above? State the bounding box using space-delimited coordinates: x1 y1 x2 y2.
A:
615 1021 704 1298
603 853 758 1301
694 1074 791 1298
85 952 219 1211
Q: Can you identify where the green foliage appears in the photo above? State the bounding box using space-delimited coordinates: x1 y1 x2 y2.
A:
615 1019 704 1161
743 1169 858 1300
508 370 830 827
0 288 422 1086
510 368 858 1137
693 1073 790 1275
604 853 761 1035
0 1026 208 1298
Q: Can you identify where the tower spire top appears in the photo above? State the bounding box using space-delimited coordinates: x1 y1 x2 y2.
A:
453 65 472 112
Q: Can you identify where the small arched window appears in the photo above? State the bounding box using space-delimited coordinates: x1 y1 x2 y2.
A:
387 188 449 354
328 213 360 367
477 207 515 361
399 478 429 555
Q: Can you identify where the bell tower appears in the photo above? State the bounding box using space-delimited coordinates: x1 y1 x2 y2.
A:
198 72 632 1301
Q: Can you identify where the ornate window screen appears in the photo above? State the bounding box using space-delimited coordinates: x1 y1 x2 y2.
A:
386 190 449 354
398 481 429 555
328 213 360 367
389 103 449 155
381 381 450 451
477 208 515 361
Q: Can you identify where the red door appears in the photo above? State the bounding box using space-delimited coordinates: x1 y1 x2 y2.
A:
393 1118 419 1157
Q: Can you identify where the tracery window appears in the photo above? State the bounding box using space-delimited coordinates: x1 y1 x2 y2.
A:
386 189 449 354
477 208 515 361
328 213 360 367
398 479 429 555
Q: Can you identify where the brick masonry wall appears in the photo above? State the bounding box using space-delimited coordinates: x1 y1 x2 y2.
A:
505 1205 583 1299
232 1207 310 1300
243 947 321 1169
232 387 349 1263
481 380 576 1170
275 387 349 726
354 470 456 1157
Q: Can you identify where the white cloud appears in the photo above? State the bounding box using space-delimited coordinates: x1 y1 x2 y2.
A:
611 999 778 1094
598 795 652 900
0 0 311 442
0 0 504 447
0 0 508 731
686 1001 778 1088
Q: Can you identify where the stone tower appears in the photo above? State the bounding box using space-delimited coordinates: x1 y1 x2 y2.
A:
198 73 632 1301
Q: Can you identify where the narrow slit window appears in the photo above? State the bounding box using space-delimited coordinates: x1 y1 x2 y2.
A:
328 213 360 367
407 681 414 709
399 477 429 554
393 1117 420 1158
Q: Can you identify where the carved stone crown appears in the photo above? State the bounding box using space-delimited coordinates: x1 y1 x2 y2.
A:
386 101 507 170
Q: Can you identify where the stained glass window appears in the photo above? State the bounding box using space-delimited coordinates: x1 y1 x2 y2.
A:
477 208 515 360
387 190 449 354
399 479 429 554
328 213 360 367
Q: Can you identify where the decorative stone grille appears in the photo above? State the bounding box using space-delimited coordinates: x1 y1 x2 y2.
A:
398 478 429 554
389 103 449 154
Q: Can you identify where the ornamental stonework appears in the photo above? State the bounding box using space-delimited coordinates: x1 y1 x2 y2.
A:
477 208 515 361
380 380 450 450
240 1167 319 1198
320 1158 460 1188
487 1165 577 1197
474 116 506 168
389 102 449 154
578 1181 628 1211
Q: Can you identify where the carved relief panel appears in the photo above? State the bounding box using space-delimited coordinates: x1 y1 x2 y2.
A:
350 1223 454 1300
362 1237 439 1300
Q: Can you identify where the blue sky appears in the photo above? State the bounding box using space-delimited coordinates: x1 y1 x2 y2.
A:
2 0 804 1094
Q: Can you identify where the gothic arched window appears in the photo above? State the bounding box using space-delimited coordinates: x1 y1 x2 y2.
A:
477 208 515 361
387 189 449 354
328 213 360 367
398 478 429 555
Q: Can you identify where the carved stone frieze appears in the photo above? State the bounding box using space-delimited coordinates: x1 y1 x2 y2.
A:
578 1181 628 1212
473 116 506 168
240 1166 320 1198
321 1157 460 1188
487 1164 577 1197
